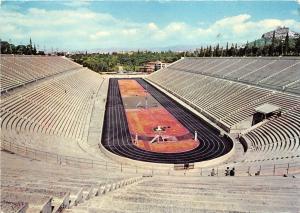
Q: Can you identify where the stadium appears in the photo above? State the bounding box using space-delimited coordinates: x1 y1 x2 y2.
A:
1 1 300 213
1 54 300 212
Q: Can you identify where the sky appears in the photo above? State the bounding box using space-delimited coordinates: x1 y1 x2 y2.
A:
1 0 300 52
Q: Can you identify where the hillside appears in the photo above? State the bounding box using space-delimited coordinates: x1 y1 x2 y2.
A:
248 26 299 48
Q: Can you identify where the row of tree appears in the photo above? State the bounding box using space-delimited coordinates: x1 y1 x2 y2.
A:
188 32 300 57
1 39 45 55
70 51 182 72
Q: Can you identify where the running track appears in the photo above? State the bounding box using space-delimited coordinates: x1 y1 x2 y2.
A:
101 78 233 164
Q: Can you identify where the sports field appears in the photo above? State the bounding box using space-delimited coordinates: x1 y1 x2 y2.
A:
118 79 199 153
102 78 233 164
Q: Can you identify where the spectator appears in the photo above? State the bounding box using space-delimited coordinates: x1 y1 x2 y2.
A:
211 168 216 176
184 163 189 170
230 167 235 176
225 167 230 176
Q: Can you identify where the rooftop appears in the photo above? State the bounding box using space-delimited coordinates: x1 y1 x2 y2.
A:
255 103 281 114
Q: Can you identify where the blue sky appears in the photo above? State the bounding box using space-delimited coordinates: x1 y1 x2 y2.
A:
1 0 300 52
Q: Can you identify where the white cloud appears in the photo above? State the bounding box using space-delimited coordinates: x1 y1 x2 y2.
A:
1 6 300 51
90 31 111 40
152 30 167 41
165 22 187 32
121 28 138 36
95 31 111 37
147 22 159 31
215 14 251 27
190 15 300 44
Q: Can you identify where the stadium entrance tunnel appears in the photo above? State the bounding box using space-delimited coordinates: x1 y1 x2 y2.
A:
100 78 234 165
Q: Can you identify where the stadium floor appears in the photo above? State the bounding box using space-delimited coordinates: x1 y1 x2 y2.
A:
119 79 199 153
101 78 233 164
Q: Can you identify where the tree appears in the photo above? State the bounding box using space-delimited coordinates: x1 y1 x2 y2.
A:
234 43 238 57
207 45 212 57
26 38 33 55
220 47 224 57
237 46 243 56
227 43 235 56
269 30 276 56
244 41 251 56
214 44 220 57
225 42 229 56
251 41 258 56
199 46 204 57
284 32 289 56
277 41 283 56
295 36 300 55
33 44 37 55
256 46 262 57
1 41 11 54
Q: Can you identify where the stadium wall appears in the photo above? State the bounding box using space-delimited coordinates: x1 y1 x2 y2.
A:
238 137 249 152
98 137 235 169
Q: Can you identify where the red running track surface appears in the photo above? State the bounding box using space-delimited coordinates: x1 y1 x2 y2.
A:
118 79 199 153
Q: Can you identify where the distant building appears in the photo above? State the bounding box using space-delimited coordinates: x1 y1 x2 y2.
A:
262 26 300 40
155 61 169 71
140 61 169 73
139 62 155 73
